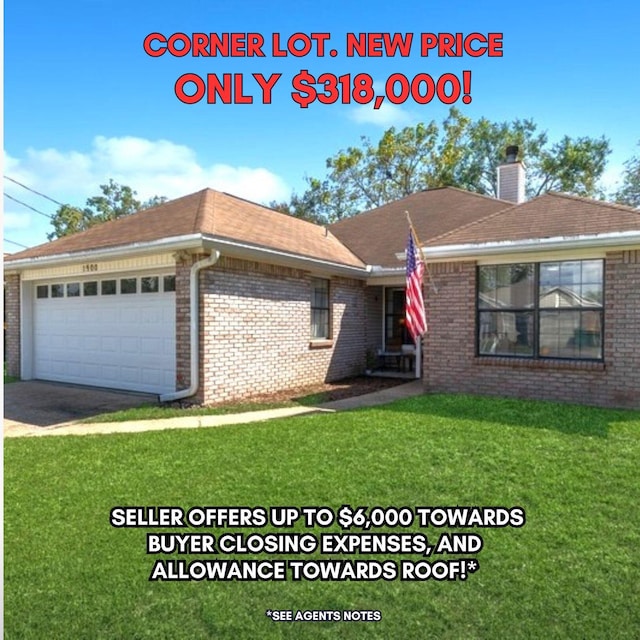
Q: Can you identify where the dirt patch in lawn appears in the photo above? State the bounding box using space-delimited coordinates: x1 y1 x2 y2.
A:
212 376 411 408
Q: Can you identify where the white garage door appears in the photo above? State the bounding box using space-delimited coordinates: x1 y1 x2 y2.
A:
33 274 176 394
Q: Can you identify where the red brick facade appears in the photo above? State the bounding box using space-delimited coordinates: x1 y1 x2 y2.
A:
423 251 640 409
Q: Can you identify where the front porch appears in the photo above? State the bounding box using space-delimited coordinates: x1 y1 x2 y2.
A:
365 285 422 380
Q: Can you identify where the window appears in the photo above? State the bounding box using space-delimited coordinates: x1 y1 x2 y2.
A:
141 276 159 293
101 280 117 295
120 278 137 294
83 281 98 296
478 264 534 356
310 278 330 340
36 285 49 299
163 275 176 292
477 260 603 360
67 282 80 297
51 284 64 298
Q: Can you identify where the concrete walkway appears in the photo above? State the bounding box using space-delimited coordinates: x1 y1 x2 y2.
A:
4 380 424 438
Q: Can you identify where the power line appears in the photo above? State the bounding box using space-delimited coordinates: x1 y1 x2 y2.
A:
4 175 65 207
4 238 30 249
3 193 54 219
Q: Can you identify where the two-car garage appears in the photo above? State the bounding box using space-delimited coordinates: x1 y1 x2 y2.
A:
28 271 176 395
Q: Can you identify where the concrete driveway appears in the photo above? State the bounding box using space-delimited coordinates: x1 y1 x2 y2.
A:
3 381 156 431
4 379 425 439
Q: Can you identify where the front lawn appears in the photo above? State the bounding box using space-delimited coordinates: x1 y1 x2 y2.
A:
5 394 640 639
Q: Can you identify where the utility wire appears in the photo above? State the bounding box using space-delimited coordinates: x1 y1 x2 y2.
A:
3 193 54 219
4 238 30 249
4 175 65 207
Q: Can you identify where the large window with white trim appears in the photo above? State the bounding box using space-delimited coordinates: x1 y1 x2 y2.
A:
477 259 603 360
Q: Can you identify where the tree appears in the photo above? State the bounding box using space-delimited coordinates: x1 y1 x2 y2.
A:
283 109 611 222
615 144 640 208
48 179 167 240
269 181 329 224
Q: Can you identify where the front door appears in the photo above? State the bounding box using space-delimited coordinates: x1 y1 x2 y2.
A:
384 287 421 378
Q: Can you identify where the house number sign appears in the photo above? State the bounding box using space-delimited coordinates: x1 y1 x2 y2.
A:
82 263 99 272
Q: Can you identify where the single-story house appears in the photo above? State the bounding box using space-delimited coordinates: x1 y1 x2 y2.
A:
4 156 640 408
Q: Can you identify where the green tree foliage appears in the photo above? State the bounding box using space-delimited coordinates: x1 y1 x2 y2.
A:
284 109 611 222
48 179 167 240
269 181 329 225
615 144 640 208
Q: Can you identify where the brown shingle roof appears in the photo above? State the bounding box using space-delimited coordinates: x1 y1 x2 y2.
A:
5 189 365 269
329 187 512 267
425 192 640 247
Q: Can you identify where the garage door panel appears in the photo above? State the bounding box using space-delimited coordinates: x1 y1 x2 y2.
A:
85 308 101 324
121 337 139 353
141 336 164 352
100 365 120 382
64 349 86 364
50 359 69 376
83 336 101 351
33 279 176 394
141 369 163 387
50 334 67 349
120 367 140 383
82 363 100 379
100 337 119 352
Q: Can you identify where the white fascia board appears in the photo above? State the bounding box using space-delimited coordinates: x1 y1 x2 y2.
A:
365 266 405 286
395 231 640 261
4 234 205 273
368 266 405 276
202 236 370 278
5 233 371 278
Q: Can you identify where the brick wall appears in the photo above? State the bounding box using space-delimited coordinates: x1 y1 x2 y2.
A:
194 257 367 404
4 274 21 378
423 252 640 409
603 250 640 407
497 162 525 204
175 253 199 396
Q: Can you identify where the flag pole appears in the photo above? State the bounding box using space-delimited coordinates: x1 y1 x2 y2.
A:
405 211 438 294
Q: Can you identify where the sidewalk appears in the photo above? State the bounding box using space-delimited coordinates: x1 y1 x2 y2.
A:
4 380 424 438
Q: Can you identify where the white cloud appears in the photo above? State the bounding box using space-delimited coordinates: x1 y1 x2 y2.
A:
3 137 292 250
349 102 416 127
4 136 291 208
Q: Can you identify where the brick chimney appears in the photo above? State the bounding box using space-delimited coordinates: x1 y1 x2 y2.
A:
497 145 525 204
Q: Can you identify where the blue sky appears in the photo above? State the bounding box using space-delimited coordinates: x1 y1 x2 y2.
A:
4 0 640 253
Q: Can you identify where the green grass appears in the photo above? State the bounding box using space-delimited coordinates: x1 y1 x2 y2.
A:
5 394 640 639
84 392 326 423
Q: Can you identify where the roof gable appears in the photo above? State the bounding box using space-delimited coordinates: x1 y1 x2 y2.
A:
329 187 512 267
5 189 365 270
426 192 640 248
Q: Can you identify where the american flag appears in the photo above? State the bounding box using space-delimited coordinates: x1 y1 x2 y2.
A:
405 228 427 342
